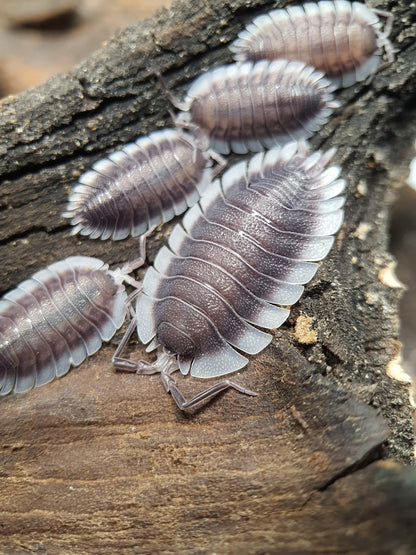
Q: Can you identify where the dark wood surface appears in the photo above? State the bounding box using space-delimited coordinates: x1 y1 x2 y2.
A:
1 0 415 552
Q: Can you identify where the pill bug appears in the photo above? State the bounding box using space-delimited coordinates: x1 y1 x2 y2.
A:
0 256 139 396
63 128 218 241
117 142 345 409
167 60 339 155
230 1 394 88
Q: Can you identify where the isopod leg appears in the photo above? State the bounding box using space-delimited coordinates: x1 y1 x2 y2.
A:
125 287 142 312
113 301 257 409
209 150 227 177
160 371 257 411
112 317 139 372
119 234 148 286
372 9 394 39
112 311 160 374
372 8 395 71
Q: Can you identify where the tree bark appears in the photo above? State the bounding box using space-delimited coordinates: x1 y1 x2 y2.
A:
0 0 415 552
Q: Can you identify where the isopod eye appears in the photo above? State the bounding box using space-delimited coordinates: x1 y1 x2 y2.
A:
156 322 195 359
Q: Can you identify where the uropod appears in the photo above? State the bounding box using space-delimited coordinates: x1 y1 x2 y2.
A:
63 128 223 241
114 142 346 410
159 60 339 155
230 1 394 88
0 255 143 396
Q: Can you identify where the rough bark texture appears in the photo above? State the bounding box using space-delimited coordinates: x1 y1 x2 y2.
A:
0 0 415 553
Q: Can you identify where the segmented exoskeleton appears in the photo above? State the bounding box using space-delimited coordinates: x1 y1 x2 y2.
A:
159 60 338 155
64 129 221 241
230 1 394 88
114 142 346 410
0 255 142 395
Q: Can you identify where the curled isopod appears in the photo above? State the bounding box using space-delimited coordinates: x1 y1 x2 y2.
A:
0 256 140 396
172 60 338 155
63 128 218 241
115 142 346 410
230 1 394 88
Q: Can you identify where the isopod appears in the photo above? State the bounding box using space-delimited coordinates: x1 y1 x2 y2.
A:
230 1 394 88
162 60 338 155
63 128 220 241
0 255 142 396
114 141 346 409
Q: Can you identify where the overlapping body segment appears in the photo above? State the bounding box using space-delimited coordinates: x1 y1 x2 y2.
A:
64 129 213 241
0 256 128 395
230 1 393 88
136 142 345 380
176 60 338 154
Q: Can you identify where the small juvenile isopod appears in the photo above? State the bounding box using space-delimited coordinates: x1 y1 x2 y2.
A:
63 128 219 241
0 255 141 396
163 60 339 155
230 1 394 88
115 141 346 409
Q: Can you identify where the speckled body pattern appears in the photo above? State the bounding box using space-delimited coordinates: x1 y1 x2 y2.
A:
0 257 127 395
177 60 338 154
64 129 213 241
136 143 345 379
230 1 392 88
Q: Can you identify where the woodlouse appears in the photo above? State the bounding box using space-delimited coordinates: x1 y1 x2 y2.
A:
115 142 346 409
63 128 219 241
0 255 142 396
164 60 339 155
230 1 394 88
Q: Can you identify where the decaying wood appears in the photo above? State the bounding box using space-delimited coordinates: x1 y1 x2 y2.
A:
0 0 415 552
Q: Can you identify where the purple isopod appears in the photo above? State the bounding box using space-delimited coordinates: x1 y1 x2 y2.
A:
63 128 218 241
170 60 338 155
230 1 394 88
0 256 140 396
115 141 345 410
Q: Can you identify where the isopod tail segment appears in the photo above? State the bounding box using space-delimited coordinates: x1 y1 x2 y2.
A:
0 244 145 397
112 316 257 411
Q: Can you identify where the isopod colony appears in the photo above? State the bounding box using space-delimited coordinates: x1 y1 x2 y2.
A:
0 1 394 409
